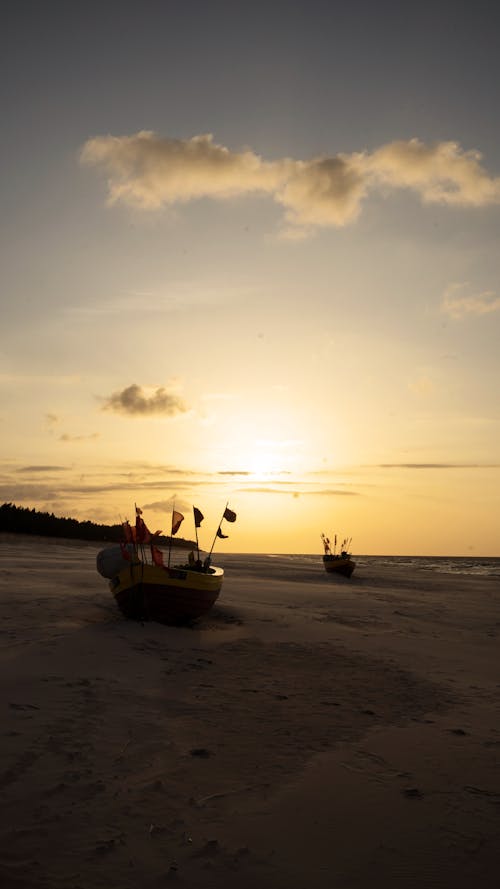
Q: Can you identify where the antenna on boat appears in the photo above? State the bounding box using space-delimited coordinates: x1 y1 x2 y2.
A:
167 502 175 568
207 502 236 561
208 502 226 561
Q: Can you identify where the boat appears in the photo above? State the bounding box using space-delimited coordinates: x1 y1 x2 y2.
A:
104 558 224 624
97 504 236 625
321 533 356 578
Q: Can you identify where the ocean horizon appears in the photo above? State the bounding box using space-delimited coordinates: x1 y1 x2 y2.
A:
218 552 500 578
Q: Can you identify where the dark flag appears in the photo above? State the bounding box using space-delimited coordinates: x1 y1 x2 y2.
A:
217 528 228 539
193 507 204 528
171 510 184 535
135 514 151 543
223 507 236 523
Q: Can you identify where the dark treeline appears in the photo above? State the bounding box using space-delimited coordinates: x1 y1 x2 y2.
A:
0 503 195 549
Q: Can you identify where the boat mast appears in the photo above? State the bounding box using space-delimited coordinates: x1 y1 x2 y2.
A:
167 502 174 568
208 502 227 560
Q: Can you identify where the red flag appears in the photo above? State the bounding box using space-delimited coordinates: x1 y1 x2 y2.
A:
217 527 228 539
120 542 132 560
151 545 164 567
171 510 184 535
122 521 133 543
193 507 204 528
135 514 151 543
223 507 236 522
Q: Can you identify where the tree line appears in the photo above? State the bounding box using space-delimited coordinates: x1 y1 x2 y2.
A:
0 503 195 548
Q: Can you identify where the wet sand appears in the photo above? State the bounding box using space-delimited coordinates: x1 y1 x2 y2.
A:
1 534 499 888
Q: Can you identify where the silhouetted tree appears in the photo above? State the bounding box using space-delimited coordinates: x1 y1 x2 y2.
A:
0 503 194 548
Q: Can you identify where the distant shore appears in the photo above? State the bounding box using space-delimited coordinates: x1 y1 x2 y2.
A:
0 528 196 550
1 534 499 888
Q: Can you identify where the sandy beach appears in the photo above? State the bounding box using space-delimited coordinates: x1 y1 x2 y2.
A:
1 533 499 889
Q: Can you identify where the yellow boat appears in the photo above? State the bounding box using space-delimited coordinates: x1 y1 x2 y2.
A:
97 503 236 624
109 559 224 625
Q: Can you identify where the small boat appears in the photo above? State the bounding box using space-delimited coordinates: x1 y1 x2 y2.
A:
321 533 355 578
97 504 236 625
107 558 224 625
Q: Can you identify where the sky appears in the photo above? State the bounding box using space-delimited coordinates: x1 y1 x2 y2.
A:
1 0 500 555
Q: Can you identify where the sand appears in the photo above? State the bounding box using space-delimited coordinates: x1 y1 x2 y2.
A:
1 533 499 889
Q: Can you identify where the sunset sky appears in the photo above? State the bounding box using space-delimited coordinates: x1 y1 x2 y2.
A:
2 1 500 555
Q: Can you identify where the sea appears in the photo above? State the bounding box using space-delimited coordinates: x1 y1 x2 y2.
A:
227 553 500 578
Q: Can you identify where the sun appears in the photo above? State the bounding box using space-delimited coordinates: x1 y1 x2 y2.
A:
242 438 305 480
248 450 281 479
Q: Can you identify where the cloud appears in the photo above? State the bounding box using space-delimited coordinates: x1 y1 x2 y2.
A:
101 383 188 417
59 433 100 442
441 283 500 319
377 463 500 469
81 132 500 231
367 140 500 205
140 499 175 512
0 483 63 501
80 131 284 207
218 470 252 476
16 465 67 473
277 154 368 228
236 485 359 495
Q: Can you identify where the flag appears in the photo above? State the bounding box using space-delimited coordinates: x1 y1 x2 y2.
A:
120 542 132 560
193 507 204 528
171 510 184 535
122 520 133 543
217 527 228 539
223 507 236 522
151 545 165 567
135 514 151 543
135 505 143 515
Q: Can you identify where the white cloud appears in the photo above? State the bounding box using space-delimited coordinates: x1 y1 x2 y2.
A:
367 139 500 206
80 131 285 208
81 132 500 231
441 283 500 319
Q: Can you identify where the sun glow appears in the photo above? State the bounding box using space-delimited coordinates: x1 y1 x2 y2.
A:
238 437 306 480
247 453 282 479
